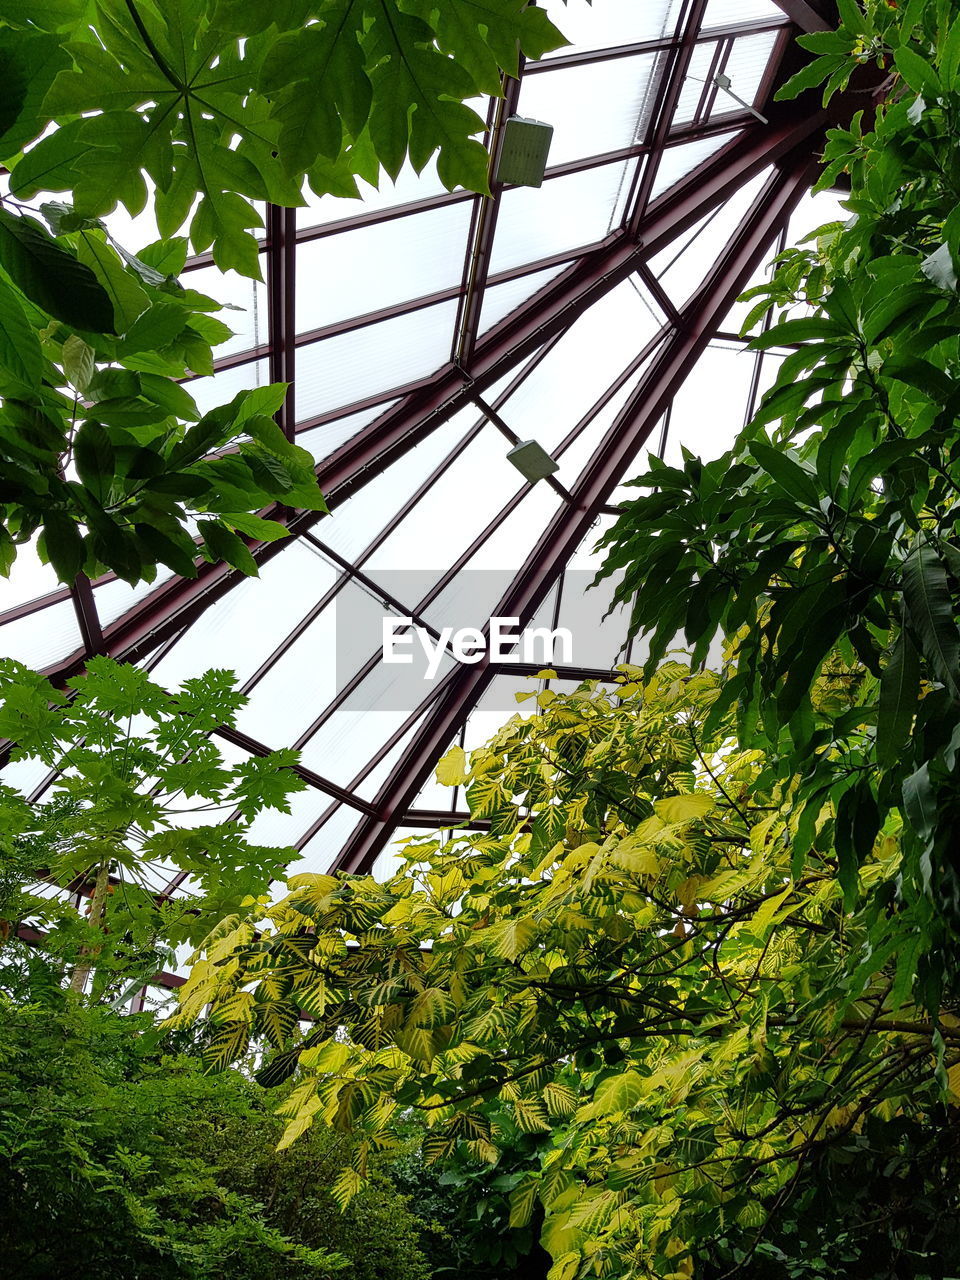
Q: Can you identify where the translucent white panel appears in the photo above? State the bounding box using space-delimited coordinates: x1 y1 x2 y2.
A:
518 54 658 165
0 538 61 611
653 169 770 304
494 276 665 454
185 358 272 417
353 712 429 802
553 346 661 488
705 0 785 27
0 754 53 798
296 300 458 418
243 783 335 851
237 581 413 748
321 412 474 561
675 40 722 125
94 566 176 626
541 0 684 54
287 804 363 877
185 259 267 358
787 188 848 244
296 147 478 230
712 30 780 116
557 570 632 667
296 400 400 464
296 202 473 332
365 426 525 578
479 264 570 336
461 674 540 752
0 600 81 668
649 129 740 202
151 540 338 691
662 340 755 465
489 161 633 275
297 653 456 785
424 485 564 633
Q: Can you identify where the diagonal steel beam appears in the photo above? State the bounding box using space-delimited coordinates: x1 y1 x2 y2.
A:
770 0 831 33
332 150 816 874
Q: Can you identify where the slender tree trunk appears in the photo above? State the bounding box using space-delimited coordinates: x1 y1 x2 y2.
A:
69 858 111 994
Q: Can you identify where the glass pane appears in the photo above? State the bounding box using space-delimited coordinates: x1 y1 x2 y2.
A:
489 161 634 275
704 0 785 27
541 0 684 54
493 276 665 455
0 600 81 668
287 805 363 876
295 201 473 332
186 258 268 359
296 300 458 418
479 264 571 336
296 144 480 231
150 540 338 692
296 400 400 464
675 40 722 125
94 566 176 627
518 54 658 166
0 537 62 612
649 129 741 201
652 169 770 305
185 358 272 417
712 30 780 117
662 339 755 465
319 411 474 561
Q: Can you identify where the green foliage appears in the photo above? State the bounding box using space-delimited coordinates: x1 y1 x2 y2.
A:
1 0 564 273
177 670 960 1280
0 992 430 1279
0 0 566 583
0 655 305 1000
596 0 960 992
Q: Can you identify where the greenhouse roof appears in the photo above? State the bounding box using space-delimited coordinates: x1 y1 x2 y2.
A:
1 0 848 887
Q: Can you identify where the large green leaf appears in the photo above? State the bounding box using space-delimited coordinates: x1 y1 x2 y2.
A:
0 209 115 332
877 630 921 769
0 276 43 386
901 544 960 701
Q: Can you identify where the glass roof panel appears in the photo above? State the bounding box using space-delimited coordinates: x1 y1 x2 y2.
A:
540 0 683 54
94 567 176 627
478 264 572 336
712 29 780 117
652 169 770 304
649 129 741 202
149 540 338 691
0 600 81 668
296 400 401 464
675 39 722 125
490 276 665 455
704 0 785 26
186 259 267 359
517 54 658 166
296 299 459 419
185 358 272 416
661 339 755 465
488 160 635 275
295 201 473 333
320 412 474 561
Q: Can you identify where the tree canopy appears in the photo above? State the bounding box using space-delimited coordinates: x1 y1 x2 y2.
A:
176 668 960 1278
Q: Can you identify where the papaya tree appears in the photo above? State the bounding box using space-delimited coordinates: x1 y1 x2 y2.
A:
173 667 960 1278
0 655 306 1003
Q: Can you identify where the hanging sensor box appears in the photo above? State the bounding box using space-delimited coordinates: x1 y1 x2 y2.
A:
507 439 559 483
494 116 554 188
